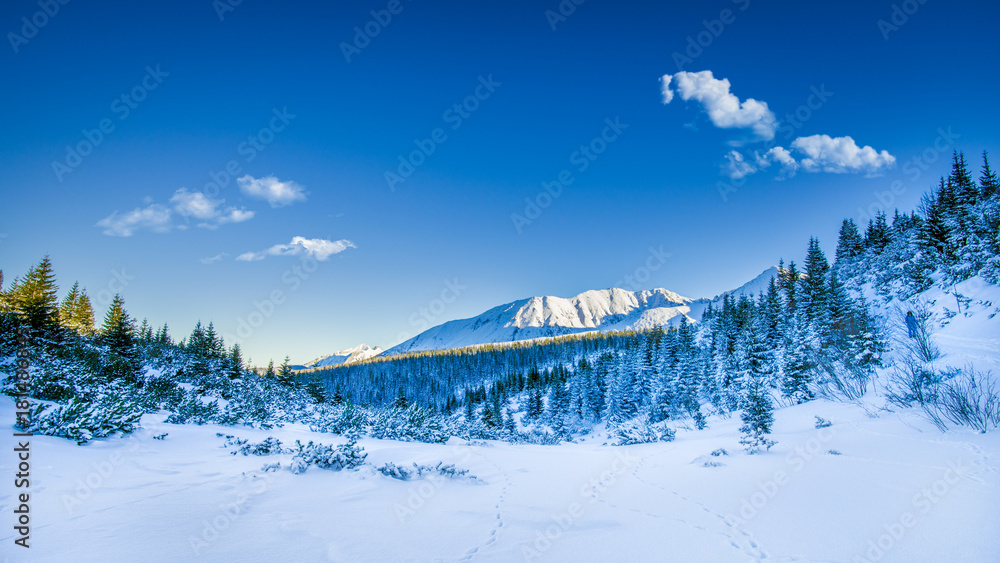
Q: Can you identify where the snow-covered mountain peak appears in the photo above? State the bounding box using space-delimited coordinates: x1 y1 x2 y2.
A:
304 343 383 369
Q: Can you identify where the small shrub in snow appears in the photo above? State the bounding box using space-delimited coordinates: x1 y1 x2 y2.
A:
261 462 281 472
702 460 725 468
376 461 476 481
827 449 841 455
610 416 676 446
930 367 1000 433
22 396 143 444
710 448 728 457
153 433 168 440
289 431 367 473
237 436 284 456
814 416 832 429
289 457 309 475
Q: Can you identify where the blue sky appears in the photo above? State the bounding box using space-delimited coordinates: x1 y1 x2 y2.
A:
1 0 998 364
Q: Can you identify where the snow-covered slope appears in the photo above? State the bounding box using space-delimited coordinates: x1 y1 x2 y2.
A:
303 344 383 369
4 397 996 562
386 268 781 356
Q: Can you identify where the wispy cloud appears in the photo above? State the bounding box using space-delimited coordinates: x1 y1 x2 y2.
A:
200 252 229 264
237 175 307 207
236 236 355 262
97 204 173 237
98 188 254 237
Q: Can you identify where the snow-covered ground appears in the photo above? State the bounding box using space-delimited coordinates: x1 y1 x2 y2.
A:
2 394 997 562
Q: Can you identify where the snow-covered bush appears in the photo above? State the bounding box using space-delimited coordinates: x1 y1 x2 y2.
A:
814 416 832 429
368 404 450 443
289 431 367 473
376 461 476 481
21 395 142 444
610 416 676 446
308 402 368 435
164 390 219 425
136 374 185 412
237 436 285 456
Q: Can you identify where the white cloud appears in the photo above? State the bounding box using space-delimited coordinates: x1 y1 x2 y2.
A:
790 134 896 175
98 188 257 237
661 70 777 141
238 175 307 208
170 188 223 220
217 208 255 225
237 236 355 262
723 150 757 180
235 251 265 262
200 252 229 264
659 74 674 104
97 204 172 237
724 136 894 180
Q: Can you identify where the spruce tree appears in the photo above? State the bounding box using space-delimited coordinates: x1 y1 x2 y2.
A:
803 238 831 326
835 219 865 263
101 294 135 354
980 151 999 199
11 256 61 340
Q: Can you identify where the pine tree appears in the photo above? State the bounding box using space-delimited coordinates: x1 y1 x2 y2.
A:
277 356 295 386
101 294 135 354
265 359 276 377
74 290 95 336
803 238 831 327
835 219 865 263
11 256 61 340
980 151 999 199
99 294 140 383
863 212 891 254
228 344 244 378
739 372 777 453
205 322 222 357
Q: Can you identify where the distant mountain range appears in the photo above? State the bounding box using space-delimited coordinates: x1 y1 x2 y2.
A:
300 343 384 370
385 266 779 355
306 267 779 363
